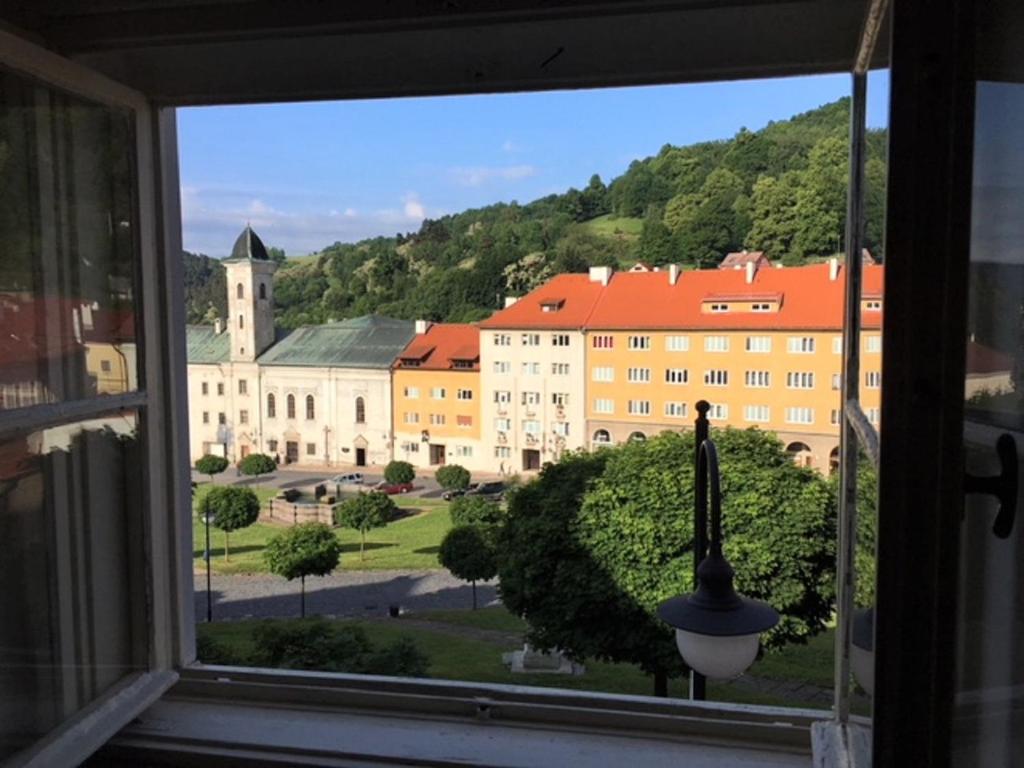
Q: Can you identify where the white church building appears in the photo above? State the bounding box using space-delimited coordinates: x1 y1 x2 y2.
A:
186 226 415 468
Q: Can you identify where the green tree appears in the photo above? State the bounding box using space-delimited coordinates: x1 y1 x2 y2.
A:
438 525 498 609
265 522 342 617
449 495 503 527
238 452 276 490
384 460 415 485
745 172 802 261
499 430 836 696
199 485 261 561
637 205 675 265
435 464 471 491
663 168 746 267
195 454 229 484
334 492 396 560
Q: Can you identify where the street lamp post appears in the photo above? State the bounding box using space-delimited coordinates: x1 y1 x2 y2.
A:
204 507 213 622
658 430 780 687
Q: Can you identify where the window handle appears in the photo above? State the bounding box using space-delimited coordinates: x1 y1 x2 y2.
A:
964 433 1018 539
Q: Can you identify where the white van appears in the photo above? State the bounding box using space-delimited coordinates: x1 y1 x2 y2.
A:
330 472 364 487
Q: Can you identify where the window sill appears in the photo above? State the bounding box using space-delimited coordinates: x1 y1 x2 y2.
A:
99 665 820 767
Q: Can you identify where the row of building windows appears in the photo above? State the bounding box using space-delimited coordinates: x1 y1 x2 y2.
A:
402 386 475 400
493 419 571 436
585 334 882 353
491 391 571 407
493 333 572 347
403 413 474 427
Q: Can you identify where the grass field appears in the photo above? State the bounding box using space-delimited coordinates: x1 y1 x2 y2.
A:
197 607 838 708
192 488 452 574
582 214 643 239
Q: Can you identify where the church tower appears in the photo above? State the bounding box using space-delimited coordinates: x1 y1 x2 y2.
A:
224 225 277 362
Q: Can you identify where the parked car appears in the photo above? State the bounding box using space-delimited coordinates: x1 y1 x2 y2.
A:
466 481 506 501
441 483 478 501
373 480 414 495
330 472 364 486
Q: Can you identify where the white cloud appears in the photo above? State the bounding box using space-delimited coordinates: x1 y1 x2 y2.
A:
448 164 537 187
180 185 437 256
402 193 426 220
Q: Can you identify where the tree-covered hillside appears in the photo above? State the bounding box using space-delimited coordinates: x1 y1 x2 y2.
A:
183 97 886 328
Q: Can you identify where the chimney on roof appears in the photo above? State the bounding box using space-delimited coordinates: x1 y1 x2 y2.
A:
745 261 755 284
415 319 430 335
668 263 681 285
589 265 613 286
829 257 840 281
504 296 519 308
214 318 223 335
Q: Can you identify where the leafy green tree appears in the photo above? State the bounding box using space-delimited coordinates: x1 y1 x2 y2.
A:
435 464 471 491
238 452 276 491
745 172 801 261
663 168 746 267
195 454 229 484
637 205 675 265
384 460 415 485
499 430 836 696
334 492 396 560
265 522 342 617
438 525 498 609
449 495 503 527
199 486 261 561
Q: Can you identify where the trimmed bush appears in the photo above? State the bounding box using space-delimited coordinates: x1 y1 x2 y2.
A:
384 460 415 484
435 464 471 491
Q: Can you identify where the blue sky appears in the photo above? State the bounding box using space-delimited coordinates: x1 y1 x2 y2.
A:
179 71 890 257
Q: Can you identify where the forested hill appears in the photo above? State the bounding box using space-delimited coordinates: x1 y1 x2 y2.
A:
183 97 886 328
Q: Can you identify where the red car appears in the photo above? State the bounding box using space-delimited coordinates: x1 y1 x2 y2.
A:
373 480 414 495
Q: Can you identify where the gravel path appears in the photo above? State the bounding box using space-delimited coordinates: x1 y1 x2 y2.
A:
195 570 498 622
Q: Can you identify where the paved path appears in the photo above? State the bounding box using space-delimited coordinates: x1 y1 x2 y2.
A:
195 570 499 622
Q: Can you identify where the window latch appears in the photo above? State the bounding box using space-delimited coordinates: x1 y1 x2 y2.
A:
964 433 1018 539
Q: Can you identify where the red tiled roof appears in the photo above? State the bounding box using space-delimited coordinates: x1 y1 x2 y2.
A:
479 273 606 330
480 263 884 332
395 323 480 371
719 251 769 269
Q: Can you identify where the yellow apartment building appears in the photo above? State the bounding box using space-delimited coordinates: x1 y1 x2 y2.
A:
582 259 883 471
392 322 484 471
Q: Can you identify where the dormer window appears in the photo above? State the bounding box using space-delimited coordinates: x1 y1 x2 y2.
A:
451 359 475 369
540 298 565 312
400 358 422 368
864 299 882 311
710 303 729 313
752 303 771 312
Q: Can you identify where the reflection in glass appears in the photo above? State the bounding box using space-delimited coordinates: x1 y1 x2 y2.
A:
0 68 139 410
956 80 1024 764
0 412 145 760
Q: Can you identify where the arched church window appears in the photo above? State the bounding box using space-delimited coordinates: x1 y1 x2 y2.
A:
287 394 296 419
259 283 267 300
237 283 244 299
306 395 315 420
267 393 276 419
355 396 366 424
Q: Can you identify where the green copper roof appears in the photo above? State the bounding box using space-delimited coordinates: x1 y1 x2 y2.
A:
186 325 230 363
257 315 416 368
224 225 270 262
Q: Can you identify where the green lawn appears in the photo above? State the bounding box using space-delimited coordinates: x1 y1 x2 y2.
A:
192 498 452 574
583 214 643 238
197 610 837 708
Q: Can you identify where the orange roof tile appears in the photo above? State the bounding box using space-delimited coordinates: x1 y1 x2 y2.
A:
395 323 480 371
479 273 607 330
480 262 883 332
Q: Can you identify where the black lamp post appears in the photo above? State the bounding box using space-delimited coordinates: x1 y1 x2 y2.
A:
204 505 213 623
658 429 780 684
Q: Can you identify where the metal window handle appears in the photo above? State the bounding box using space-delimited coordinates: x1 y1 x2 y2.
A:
964 433 1018 539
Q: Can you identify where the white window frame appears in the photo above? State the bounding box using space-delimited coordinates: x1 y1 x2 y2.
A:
704 335 729 352
664 401 687 418
0 35 184 766
593 398 614 414
627 399 651 416
744 370 770 388
665 335 690 352
784 407 815 425
627 335 651 351
703 369 729 386
788 336 817 354
745 336 771 353
744 405 770 423
626 367 651 383
592 366 615 382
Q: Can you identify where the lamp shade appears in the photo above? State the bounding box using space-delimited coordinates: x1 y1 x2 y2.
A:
850 607 875 696
658 549 779 679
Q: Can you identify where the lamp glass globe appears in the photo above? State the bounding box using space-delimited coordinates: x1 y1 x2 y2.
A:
675 629 760 680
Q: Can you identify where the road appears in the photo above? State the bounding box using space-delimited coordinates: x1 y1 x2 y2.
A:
195 570 499 621
192 465 508 499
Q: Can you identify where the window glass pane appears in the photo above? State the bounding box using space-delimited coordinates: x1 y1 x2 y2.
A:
0 411 146 759
0 68 139 410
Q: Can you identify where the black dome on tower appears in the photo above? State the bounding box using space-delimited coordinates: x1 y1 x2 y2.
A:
227 224 270 262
